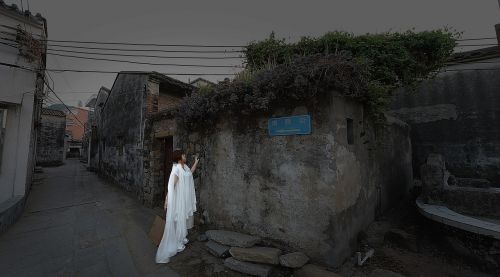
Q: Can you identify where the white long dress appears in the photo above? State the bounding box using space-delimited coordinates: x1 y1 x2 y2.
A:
155 163 197 263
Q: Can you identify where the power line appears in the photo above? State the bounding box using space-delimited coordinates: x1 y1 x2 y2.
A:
0 60 238 76
47 52 244 68
45 80 85 128
456 37 497 41
43 47 243 60
455 43 498 47
46 43 243 53
0 38 244 67
38 39 245 48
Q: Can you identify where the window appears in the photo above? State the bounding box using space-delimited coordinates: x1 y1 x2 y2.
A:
0 109 7 169
346 118 354 145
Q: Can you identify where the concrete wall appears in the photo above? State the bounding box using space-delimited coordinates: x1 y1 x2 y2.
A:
390 66 500 185
0 7 46 230
97 73 148 194
36 113 66 166
147 94 412 266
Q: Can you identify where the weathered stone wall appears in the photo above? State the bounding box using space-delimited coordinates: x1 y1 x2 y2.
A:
36 113 65 166
144 93 412 267
88 90 109 171
390 70 500 184
98 73 148 195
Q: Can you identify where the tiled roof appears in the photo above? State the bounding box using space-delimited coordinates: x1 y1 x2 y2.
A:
190 77 215 86
42 108 66 117
448 46 500 64
0 0 45 25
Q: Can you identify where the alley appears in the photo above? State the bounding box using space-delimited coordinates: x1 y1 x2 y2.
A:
0 160 178 277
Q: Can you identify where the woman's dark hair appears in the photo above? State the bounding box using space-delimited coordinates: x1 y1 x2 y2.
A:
172 149 184 163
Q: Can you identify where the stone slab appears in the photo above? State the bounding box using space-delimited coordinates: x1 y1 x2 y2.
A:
279 252 309 268
294 264 342 277
206 240 230 258
205 230 261 248
229 247 281 265
223 257 272 277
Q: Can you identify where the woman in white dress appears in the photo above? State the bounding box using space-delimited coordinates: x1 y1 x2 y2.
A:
156 149 199 263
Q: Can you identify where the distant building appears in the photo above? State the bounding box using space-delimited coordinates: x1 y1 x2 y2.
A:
83 87 109 167
189 77 215 88
0 2 47 232
36 108 66 166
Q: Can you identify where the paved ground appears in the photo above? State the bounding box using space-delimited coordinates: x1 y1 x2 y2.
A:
0 159 178 277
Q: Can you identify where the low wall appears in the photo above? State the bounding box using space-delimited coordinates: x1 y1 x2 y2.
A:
160 94 414 267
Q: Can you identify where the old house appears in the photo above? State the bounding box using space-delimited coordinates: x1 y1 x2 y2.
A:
92 72 193 201
64 106 88 158
136 55 414 267
36 108 66 166
189 77 215 88
0 3 47 232
84 87 109 167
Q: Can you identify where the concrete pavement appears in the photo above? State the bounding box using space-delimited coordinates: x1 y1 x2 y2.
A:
0 159 178 277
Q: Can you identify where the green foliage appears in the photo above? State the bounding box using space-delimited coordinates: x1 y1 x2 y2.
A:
176 54 368 130
245 30 458 121
173 30 457 129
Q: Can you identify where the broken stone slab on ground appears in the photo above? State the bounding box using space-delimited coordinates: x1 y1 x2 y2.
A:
205 240 230 258
205 230 261 248
229 246 281 265
369 268 406 277
279 252 309 268
224 257 273 277
294 264 342 277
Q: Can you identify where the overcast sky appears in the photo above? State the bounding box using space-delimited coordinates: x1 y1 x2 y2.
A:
5 0 500 106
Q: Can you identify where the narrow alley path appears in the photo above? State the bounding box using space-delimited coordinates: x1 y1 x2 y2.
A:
0 160 178 277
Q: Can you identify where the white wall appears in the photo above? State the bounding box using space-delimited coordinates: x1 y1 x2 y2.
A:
0 10 44 203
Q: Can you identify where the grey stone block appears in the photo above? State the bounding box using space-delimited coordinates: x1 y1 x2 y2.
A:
279 252 309 268
205 230 261 248
224 257 272 277
229 247 281 265
205 240 230 258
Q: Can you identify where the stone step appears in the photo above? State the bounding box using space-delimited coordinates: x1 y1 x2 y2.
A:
224 257 273 277
205 230 261 248
279 252 309 268
229 247 281 265
205 240 230 258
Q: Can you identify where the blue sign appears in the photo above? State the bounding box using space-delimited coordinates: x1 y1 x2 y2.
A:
268 115 311 136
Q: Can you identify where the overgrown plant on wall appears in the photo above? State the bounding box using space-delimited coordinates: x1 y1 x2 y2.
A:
172 30 457 129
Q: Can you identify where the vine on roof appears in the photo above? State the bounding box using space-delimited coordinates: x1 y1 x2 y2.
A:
175 29 458 129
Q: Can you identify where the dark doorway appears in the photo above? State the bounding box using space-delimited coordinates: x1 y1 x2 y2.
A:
163 136 174 201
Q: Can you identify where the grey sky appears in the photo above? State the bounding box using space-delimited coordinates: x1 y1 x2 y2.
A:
6 0 500 106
